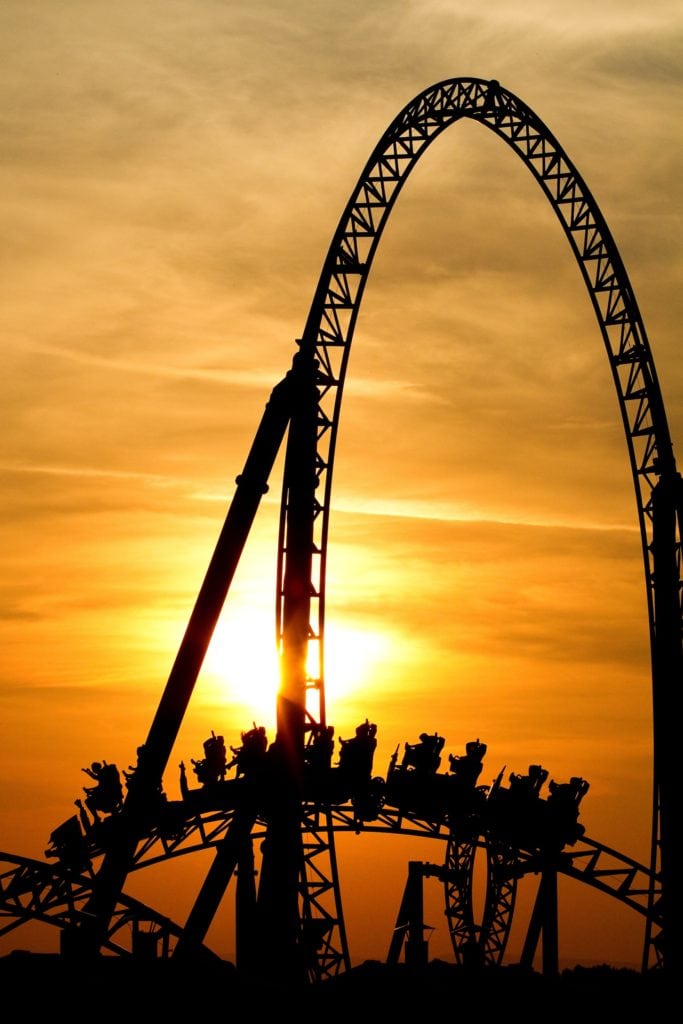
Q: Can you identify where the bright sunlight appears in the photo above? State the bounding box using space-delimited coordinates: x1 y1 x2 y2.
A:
201 607 392 722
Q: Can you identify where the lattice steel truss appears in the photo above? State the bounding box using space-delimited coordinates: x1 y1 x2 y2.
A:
276 76 679 970
3 78 677 976
0 820 661 966
0 853 190 958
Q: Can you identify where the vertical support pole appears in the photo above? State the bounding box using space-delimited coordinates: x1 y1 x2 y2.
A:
257 348 319 982
277 349 318 798
520 861 558 977
173 808 257 960
387 876 412 965
235 834 257 973
540 866 558 978
520 878 542 971
405 862 429 968
387 862 429 967
651 473 683 971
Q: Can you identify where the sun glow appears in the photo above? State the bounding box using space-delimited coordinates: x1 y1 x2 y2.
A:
202 608 279 722
201 608 392 723
323 622 392 705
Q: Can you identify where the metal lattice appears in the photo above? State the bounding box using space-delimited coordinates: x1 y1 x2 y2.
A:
275 77 676 970
3 78 676 976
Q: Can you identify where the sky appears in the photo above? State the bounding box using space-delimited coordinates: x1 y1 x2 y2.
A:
1 0 682 970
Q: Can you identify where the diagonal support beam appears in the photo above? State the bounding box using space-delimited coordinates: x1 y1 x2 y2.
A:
81 368 298 950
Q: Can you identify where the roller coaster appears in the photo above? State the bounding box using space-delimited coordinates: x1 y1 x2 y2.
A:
1 78 681 983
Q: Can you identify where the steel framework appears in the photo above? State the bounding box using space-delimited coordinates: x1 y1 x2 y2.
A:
2 77 679 977
273 76 681 972
0 820 660 962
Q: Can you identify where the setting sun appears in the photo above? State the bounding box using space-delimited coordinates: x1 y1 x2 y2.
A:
202 607 394 724
202 607 279 722
1 2 680 984
323 621 393 705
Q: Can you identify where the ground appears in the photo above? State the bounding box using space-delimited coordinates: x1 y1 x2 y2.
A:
0 953 672 1019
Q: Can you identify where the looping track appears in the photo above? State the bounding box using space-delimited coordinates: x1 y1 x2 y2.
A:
285 77 676 716
2 78 677 975
0 806 659 960
273 76 677 972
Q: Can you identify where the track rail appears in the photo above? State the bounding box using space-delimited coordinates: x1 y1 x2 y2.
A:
3 78 676 975
0 852 200 958
274 77 677 968
1 822 658 961
281 76 676 725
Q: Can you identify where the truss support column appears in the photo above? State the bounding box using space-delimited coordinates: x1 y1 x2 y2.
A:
257 347 319 983
650 472 683 972
443 836 479 966
479 839 518 968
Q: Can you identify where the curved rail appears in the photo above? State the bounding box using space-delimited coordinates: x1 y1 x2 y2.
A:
279 75 676 722
3 79 674 976
275 76 677 967
1 820 658 965
0 852 207 959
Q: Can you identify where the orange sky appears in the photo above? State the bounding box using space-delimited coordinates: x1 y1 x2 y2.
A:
1 0 682 970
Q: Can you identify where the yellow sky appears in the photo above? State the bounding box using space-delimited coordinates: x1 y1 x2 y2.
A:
1 0 682 970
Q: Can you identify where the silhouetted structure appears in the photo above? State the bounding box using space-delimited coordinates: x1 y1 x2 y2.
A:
2 77 680 982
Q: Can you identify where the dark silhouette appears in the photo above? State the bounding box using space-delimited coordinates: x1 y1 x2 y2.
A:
338 720 377 789
7 76 675 981
305 723 335 772
228 724 269 780
80 760 123 821
191 731 228 786
401 732 445 774
448 738 487 788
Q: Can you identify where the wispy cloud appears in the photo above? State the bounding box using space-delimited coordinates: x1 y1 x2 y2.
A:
328 495 638 533
23 342 276 388
0 459 181 486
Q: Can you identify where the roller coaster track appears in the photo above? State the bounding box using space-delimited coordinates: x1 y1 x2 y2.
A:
2 77 678 976
274 76 679 972
283 76 678 716
0 852 204 958
0 816 659 962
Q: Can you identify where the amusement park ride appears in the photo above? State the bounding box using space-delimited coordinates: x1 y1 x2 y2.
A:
1 78 681 983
